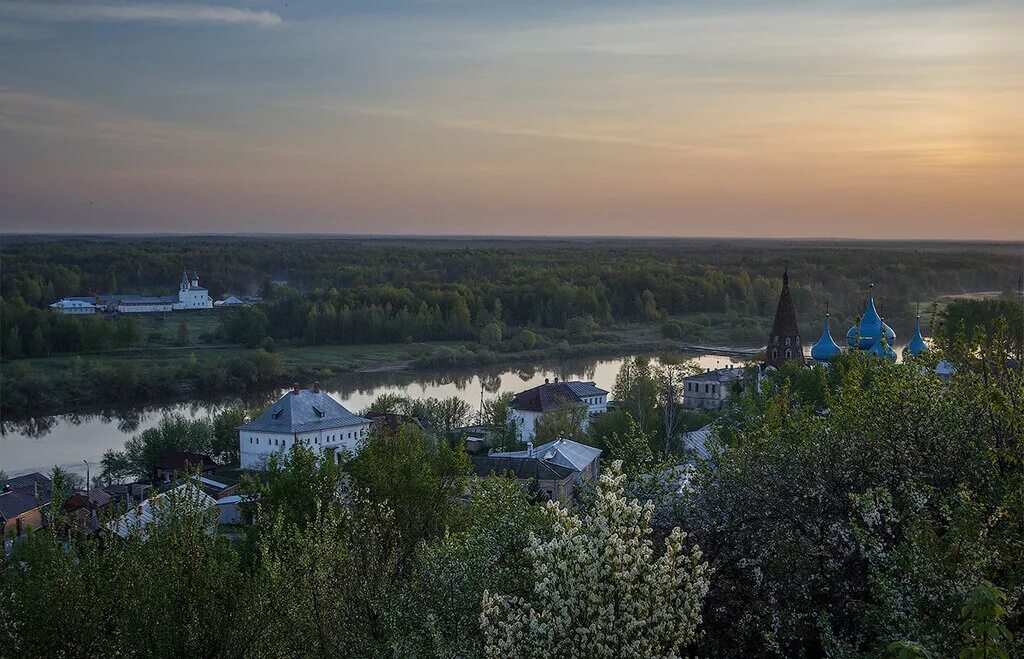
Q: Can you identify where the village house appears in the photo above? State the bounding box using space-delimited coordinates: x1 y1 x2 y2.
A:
108 481 218 540
0 473 53 552
473 438 602 502
238 383 372 470
153 450 217 483
682 366 745 410
509 379 608 442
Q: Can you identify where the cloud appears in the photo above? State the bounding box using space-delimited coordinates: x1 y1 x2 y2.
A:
0 2 281 27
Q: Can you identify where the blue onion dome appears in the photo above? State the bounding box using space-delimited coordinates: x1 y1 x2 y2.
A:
867 335 897 361
846 323 860 348
907 316 928 357
811 312 842 363
867 317 897 361
881 320 896 346
855 288 883 350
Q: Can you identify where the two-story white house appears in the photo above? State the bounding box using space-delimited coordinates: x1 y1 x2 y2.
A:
509 379 608 442
682 366 745 410
239 384 372 470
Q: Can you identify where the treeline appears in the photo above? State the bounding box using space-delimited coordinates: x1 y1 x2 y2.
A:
0 298 147 357
0 350 283 418
3 237 1020 354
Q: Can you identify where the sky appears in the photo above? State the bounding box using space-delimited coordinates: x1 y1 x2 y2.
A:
1 1 1022 239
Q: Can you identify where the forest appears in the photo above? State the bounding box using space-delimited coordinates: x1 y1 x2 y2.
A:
1 236 1021 418
0 301 1020 658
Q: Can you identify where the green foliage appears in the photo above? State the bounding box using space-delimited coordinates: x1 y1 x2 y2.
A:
516 328 537 350
685 338 1024 657
661 320 683 339
100 407 251 482
241 443 345 531
959 582 1014 659
532 398 589 444
362 393 474 433
349 423 472 563
480 322 502 348
481 391 520 452
613 356 658 434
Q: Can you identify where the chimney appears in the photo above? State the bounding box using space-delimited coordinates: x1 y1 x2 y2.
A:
554 377 559 383
527 441 534 458
544 378 549 384
292 383 301 395
313 381 321 394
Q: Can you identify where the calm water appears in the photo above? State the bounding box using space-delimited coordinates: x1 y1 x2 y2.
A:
0 351 749 478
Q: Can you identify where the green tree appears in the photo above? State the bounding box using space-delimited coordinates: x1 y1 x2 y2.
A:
4 326 22 358
349 423 471 564
480 322 502 349
517 328 537 350
532 399 588 445
175 320 190 346
613 356 658 435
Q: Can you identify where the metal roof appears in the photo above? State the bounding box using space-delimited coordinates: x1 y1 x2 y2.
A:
238 389 369 434
533 438 602 473
510 381 607 413
681 424 713 463
490 438 602 474
684 366 744 383
109 482 217 539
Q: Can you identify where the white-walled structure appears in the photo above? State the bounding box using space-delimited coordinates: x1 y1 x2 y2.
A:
239 385 372 471
508 379 608 442
49 299 99 315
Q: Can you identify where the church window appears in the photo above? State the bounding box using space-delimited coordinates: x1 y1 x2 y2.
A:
785 349 792 358
772 348 778 359
773 336 779 345
785 337 791 346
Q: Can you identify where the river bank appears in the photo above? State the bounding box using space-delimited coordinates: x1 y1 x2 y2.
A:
0 321 762 420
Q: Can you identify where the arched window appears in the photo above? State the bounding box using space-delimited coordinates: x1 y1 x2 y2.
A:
785 337 791 346
785 348 792 358
772 348 778 359
773 336 779 345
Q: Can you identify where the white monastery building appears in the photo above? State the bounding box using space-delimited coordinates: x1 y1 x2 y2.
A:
238 384 372 471
50 270 213 314
508 379 608 442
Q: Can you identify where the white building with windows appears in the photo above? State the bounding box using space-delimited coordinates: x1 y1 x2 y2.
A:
682 366 744 410
238 384 372 470
49 299 99 315
508 379 608 442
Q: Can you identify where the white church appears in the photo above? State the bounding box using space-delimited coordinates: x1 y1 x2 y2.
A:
50 270 214 314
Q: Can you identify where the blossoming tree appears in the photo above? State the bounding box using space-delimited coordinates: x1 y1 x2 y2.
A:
480 460 710 659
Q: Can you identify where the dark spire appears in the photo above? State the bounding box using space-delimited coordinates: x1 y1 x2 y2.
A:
765 269 804 367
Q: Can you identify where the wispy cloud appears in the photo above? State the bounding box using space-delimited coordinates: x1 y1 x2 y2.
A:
0 2 281 27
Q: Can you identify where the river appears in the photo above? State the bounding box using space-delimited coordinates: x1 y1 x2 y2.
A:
0 351 750 478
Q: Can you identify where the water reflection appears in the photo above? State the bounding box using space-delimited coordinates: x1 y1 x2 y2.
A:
1 350 750 477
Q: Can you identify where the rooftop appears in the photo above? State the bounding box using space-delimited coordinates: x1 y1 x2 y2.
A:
684 366 744 383
239 388 369 434
510 380 607 413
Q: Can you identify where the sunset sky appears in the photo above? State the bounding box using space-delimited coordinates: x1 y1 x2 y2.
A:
1 1 1022 238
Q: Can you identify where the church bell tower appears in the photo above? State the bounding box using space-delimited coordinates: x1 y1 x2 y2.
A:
766 268 804 367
